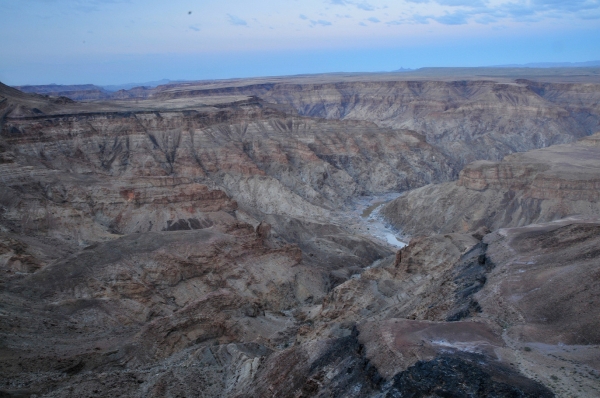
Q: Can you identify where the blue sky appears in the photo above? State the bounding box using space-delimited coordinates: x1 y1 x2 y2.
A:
1 0 599 85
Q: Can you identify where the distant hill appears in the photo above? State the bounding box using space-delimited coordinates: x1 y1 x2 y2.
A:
11 80 187 101
101 79 174 92
15 84 107 94
491 60 600 68
14 83 111 100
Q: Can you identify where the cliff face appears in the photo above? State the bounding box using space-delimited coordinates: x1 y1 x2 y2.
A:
323 81 595 164
232 218 599 397
0 87 395 396
381 133 600 236
0 89 456 271
137 79 600 169
195 79 600 168
18 78 600 169
2 97 454 212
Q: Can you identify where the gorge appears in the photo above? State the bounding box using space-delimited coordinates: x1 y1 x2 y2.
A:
1 68 600 397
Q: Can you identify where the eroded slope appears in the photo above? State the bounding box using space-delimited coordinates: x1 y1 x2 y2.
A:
382 132 600 236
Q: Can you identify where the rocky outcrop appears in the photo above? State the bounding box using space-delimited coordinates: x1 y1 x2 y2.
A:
14 84 113 101
0 223 316 396
385 353 553 398
0 86 451 272
262 80 600 166
475 219 600 397
381 133 600 235
1 91 454 205
18 77 600 170
295 218 600 397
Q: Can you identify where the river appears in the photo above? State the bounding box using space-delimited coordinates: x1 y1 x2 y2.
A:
336 193 408 249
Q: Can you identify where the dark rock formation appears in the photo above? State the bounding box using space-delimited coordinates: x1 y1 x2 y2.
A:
385 354 554 398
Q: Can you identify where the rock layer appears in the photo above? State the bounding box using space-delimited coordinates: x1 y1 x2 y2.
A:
147 79 600 168
382 133 600 236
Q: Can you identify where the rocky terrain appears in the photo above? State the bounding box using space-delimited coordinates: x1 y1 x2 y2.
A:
1 70 600 397
381 132 600 236
19 69 600 170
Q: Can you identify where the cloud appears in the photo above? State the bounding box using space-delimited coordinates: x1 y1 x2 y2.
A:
311 19 333 26
403 0 600 26
495 0 600 20
328 0 377 11
398 0 600 26
414 14 432 23
387 14 430 25
227 14 248 26
497 2 538 19
356 2 375 11
300 12 333 27
434 10 470 24
436 0 486 6
367 17 380 22
532 0 600 12
359 21 367 26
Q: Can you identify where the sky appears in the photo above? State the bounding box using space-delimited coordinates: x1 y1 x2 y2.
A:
1 0 599 85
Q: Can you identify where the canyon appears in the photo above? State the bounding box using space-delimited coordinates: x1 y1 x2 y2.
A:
1 69 600 397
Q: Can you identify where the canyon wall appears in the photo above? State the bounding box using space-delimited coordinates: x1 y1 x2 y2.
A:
146 79 600 168
381 132 600 236
19 77 600 170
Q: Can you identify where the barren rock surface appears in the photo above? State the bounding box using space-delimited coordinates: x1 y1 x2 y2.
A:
382 133 600 236
2 74 600 397
144 78 600 168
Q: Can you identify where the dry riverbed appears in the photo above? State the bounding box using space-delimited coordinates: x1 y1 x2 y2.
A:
336 193 408 250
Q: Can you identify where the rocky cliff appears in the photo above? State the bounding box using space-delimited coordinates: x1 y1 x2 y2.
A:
1 83 457 271
381 132 600 236
17 77 600 170
144 79 600 168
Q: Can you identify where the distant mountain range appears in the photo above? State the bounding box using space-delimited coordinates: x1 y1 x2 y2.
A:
101 79 179 92
12 61 600 99
490 60 600 68
15 79 183 96
393 61 600 73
